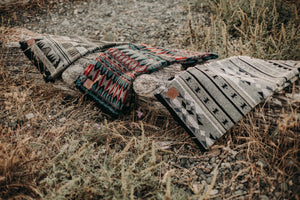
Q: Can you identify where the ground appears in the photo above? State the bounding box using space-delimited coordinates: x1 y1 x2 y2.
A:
0 0 299 199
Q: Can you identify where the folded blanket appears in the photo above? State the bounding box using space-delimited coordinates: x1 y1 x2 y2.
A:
155 56 300 149
75 44 218 116
20 35 127 81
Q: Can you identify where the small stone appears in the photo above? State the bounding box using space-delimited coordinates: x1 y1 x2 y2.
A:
200 174 206 180
25 113 34 120
210 157 216 164
59 117 66 123
203 168 211 173
237 184 244 190
180 158 189 168
5 42 20 48
256 159 268 168
221 162 231 169
233 164 241 170
103 31 114 41
207 176 212 184
260 195 269 200
210 189 218 195
234 190 243 195
104 11 112 17
74 8 84 14
201 180 208 190
62 19 70 26
275 192 281 197
58 8 64 14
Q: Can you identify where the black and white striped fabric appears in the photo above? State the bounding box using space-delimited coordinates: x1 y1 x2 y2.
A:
155 56 299 149
20 35 125 81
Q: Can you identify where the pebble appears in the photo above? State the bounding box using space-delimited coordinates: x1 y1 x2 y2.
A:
234 190 244 195
206 176 212 184
103 31 115 42
275 192 281 197
256 159 267 168
236 184 244 190
260 195 269 200
210 189 218 195
221 162 231 169
203 168 211 174
61 19 70 26
15 0 190 49
59 117 66 123
25 113 34 120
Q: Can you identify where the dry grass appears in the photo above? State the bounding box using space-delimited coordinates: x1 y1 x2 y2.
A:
0 0 299 199
183 0 300 60
0 32 192 199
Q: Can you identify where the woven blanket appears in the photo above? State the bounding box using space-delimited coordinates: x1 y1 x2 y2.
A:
155 56 300 149
20 35 126 81
75 44 218 116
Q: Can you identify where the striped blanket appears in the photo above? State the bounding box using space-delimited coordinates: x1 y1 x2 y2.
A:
20 34 217 116
20 35 126 81
155 56 300 149
75 44 217 116
20 34 299 149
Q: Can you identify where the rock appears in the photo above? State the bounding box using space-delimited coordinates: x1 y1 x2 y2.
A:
256 159 268 168
4 41 20 48
221 163 231 169
25 113 34 120
203 168 211 174
59 117 66 123
233 164 241 170
207 176 212 184
234 190 244 196
74 8 84 15
236 184 244 190
275 192 281 197
260 195 269 200
155 141 173 150
103 31 114 42
210 157 216 164
61 19 70 26
210 189 218 195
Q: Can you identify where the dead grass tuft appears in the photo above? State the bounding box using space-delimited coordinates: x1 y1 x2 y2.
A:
183 0 300 60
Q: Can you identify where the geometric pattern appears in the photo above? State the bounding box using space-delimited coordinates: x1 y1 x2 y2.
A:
20 35 125 81
155 56 300 149
75 44 218 116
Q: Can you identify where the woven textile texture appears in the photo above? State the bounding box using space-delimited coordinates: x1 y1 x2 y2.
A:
20 35 126 81
155 56 300 150
75 44 218 116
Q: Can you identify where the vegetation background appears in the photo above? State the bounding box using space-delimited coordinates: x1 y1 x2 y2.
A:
0 0 299 199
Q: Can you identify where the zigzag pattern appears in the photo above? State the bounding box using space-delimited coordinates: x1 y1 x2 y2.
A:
76 44 218 116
